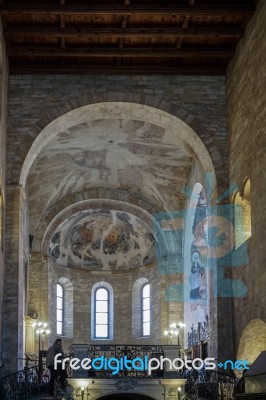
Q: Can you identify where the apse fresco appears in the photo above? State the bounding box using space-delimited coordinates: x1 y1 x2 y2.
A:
48 209 156 270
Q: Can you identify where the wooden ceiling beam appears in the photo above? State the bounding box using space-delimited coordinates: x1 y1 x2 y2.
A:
9 63 227 75
0 4 255 16
7 47 234 58
3 26 244 38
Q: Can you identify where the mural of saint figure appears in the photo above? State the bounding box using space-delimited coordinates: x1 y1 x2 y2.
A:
189 250 205 300
192 188 207 243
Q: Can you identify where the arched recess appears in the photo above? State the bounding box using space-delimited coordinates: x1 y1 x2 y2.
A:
20 101 218 358
237 319 266 370
19 102 216 189
37 198 162 252
39 199 169 269
36 188 160 246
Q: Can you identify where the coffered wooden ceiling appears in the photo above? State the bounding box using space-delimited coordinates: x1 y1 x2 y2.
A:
0 0 258 75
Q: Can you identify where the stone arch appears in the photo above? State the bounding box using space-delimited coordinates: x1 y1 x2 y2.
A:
35 189 161 249
18 99 219 187
237 319 266 367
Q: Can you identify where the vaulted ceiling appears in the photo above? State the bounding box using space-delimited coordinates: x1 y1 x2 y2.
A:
0 0 258 75
28 118 194 233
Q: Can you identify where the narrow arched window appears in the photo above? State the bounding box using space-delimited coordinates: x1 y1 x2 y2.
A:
56 283 64 335
142 283 150 336
95 287 109 339
242 179 251 241
233 179 251 249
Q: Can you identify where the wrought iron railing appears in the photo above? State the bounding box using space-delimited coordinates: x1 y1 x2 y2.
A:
183 369 236 400
188 315 209 348
87 344 164 378
0 362 50 400
54 378 74 400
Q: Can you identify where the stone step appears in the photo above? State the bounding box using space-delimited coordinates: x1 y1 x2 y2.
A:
236 393 266 400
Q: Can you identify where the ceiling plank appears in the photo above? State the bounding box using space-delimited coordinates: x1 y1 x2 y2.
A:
4 26 244 38
7 47 234 58
0 4 255 16
9 63 227 75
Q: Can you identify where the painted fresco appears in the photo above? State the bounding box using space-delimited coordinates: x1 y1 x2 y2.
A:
49 209 156 270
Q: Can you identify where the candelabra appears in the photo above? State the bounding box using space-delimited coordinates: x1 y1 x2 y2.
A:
164 322 186 346
32 321 51 381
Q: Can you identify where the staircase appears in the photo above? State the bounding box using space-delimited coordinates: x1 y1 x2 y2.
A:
236 394 266 400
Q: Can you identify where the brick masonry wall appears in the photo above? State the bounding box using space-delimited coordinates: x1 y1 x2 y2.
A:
0 19 8 371
47 261 163 349
226 0 266 361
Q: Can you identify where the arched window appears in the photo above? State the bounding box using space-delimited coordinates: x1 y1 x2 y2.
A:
142 283 151 336
55 277 73 337
132 278 154 338
95 287 109 339
91 282 114 340
56 283 64 335
242 179 251 241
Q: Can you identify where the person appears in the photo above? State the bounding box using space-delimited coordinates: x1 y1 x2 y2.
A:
46 338 64 396
189 250 205 300
192 189 207 243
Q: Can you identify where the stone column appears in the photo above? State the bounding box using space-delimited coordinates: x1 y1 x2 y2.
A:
162 345 181 378
2 185 27 374
71 344 90 378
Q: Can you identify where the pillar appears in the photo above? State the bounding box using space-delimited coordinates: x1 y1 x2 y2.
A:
2 185 27 374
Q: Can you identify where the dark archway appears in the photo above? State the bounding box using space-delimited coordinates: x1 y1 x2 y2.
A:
98 394 156 400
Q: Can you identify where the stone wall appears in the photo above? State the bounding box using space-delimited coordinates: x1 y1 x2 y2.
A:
0 19 8 371
39 259 163 350
226 0 266 363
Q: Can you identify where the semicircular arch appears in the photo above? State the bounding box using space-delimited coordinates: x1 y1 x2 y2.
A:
19 101 218 188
